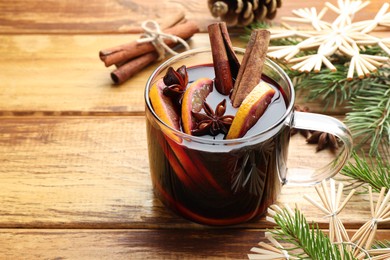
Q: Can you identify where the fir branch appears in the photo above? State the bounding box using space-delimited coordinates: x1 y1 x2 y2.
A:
286 65 389 110
372 240 390 249
246 21 277 34
242 22 270 42
340 151 390 192
345 75 390 155
290 65 352 109
270 208 355 260
369 240 390 258
246 21 270 30
244 22 302 46
245 24 389 109
289 64 389 152
245 24 390 154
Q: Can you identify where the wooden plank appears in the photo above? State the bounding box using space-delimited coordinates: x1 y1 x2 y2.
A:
0 0 217 34
0 33 347 115
0 34 209 115
0 116 385 229
0 229 262 259
0 229 389 259
0 229 278 259
0 0 386 33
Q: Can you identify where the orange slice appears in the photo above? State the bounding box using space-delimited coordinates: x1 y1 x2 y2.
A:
181 78 213 135
226 81 275 139
149 78 180 131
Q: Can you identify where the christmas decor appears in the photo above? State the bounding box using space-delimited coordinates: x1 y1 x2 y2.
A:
351 186 390 258
303 179 355 244
341 151 390 192
249 231 297 260
208 0 282 27
249 179 390 260
345 81 390 155
99 20 198 84
287 65 389 155
267 1 390 79
244 3 389 257
249 0 390 155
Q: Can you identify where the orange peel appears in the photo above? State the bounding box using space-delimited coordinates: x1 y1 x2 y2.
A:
181 78 213 135
149 78 181 131
226 81 275 139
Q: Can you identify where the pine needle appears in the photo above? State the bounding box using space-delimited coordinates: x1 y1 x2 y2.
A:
345 76 390 155
340 151 390 192
290 65 353 109
270 208 355 259
243 22 301 46
248 19 390 156
372 240 390 249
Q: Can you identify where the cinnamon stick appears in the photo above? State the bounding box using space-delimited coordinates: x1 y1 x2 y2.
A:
231 29 270 108
208 22 240 95
100 21 199 67
110 52 159 85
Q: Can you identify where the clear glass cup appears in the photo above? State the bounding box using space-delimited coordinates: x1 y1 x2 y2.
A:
144 47 353 226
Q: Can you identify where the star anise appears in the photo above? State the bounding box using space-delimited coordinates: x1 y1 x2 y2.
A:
162 65 188 103
307 131 339 153
291 105 339 152
191 99 234 136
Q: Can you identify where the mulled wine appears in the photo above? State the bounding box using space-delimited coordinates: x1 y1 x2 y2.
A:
144 47 352 226
145 63 290 225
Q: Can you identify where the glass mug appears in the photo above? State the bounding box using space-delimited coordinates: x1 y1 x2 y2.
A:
144 47 353 226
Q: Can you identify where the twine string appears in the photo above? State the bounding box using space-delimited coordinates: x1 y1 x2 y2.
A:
324 210 338 218
137 20 190 60
370 218 378 229
282 249 290 259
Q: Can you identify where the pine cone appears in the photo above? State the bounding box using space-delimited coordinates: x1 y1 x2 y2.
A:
208 0 282 27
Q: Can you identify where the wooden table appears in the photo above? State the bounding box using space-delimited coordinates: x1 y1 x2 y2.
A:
0 0 389 258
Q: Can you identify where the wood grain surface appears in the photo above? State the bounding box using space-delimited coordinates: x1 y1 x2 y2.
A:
1 0 389 258
0 0 196 33
0 33 349 115
1 229 389 259
0 116 387 229
0 0 386 33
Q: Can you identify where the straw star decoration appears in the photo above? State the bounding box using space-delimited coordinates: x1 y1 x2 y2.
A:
351 186 390 259
249 179 390 260
249 204 298 260
303 179 356 244
248 232 297 260
267 0 390 80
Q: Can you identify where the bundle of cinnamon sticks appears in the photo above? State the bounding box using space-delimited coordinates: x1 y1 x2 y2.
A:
208 22 270 107
99 21 199 85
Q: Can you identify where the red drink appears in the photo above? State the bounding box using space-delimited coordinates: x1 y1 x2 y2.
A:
145 47 352 225
146 64 290 225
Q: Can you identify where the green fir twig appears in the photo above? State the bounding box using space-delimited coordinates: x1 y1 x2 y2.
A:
288 65 353 109
345 77 390 155
243 22 301 46
270 208 355 260
372 240 390 249
245 24 390 154
282 64 390 111
340 151 390 192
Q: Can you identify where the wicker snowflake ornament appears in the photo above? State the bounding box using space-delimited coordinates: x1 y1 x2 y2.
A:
268 1 390 79
249 180 390 260
208 0 282 26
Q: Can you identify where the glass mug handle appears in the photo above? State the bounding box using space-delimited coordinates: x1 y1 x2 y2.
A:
285 111 353 185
